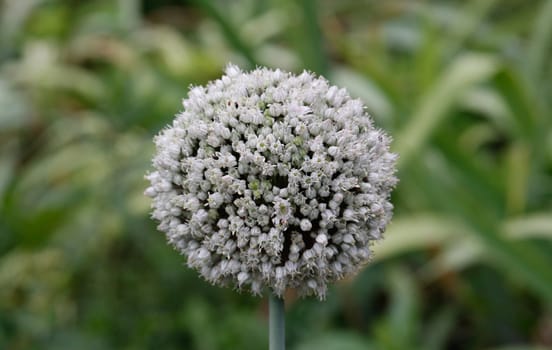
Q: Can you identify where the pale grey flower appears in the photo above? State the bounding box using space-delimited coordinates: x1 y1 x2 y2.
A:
145 64 398 299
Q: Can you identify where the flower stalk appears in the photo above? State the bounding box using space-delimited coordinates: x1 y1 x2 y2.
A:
269 294 285 350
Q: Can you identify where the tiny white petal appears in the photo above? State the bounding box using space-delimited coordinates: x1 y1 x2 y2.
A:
300 219 312 231
316 234 327 245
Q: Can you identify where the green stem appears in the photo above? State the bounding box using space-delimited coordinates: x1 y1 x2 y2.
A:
269 294 285 350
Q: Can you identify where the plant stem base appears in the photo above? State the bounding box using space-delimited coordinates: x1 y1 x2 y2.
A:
269 294 285 350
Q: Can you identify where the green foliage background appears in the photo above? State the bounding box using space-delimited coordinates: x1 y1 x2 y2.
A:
1 0 551 349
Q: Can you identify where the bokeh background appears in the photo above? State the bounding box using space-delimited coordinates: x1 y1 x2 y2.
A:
1 0 552 349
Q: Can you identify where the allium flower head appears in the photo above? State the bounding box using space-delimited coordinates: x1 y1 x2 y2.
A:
145 64 397 299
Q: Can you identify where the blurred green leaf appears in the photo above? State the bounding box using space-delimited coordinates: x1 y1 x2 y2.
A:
330 66 393 124
385 267 420 348
443 0 499 56
459 87 513 133
0 0 46 50
10 42 105 102
492 68 541 144
372 215 466 261
421 236 484 279
192 0 257 66
0 78 30 130
0 143 16 201
422 307 456 350
527 0 552 82
487 347 551 350
118 0 141 31
394 54 500 168
417 153 552 305
505 214 552 239
295 332 374 350
295 0 328 75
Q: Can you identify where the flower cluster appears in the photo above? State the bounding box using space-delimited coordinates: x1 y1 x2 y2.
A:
145 64 397 299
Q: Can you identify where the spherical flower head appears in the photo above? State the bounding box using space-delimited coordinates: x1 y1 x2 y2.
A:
145 64 398 300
